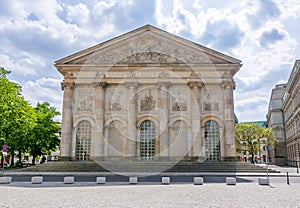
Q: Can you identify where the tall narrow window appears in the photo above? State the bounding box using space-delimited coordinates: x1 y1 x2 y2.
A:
140 120 156 160
76 120 92 160
205 120 220 161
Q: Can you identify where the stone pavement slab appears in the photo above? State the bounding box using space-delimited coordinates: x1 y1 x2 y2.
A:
0 183 299 208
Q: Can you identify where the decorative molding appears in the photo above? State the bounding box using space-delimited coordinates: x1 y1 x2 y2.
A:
188 81 203 88
222 81 236 90
61 81 74 90
157 82 170 89
222 70 235 78
125 82 139 88
93 82 107 88
64 72 75 79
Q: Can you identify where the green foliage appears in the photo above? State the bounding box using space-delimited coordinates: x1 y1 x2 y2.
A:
235 123 277 163
0 68 36 161
0 67 61 166
27 102 61 165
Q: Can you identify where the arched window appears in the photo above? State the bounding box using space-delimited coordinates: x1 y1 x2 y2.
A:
140 120 156 160
76 120 92 160
205 120 220 161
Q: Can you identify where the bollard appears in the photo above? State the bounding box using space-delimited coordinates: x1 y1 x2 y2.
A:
286 172 290 185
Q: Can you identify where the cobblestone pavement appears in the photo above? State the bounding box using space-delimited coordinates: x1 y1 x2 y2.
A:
0 180 299 208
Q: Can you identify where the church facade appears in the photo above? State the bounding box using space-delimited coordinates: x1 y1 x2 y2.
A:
55 25 242 162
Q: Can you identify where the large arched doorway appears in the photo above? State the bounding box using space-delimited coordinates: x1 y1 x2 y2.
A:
76 120 92 160
205 120 220 161
140 120 156 160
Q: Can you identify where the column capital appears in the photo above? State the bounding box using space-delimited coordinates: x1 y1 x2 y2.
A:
157 82 170 89
188 81 203 88
61 81 74 91
93 82 107 88
222 81 236 89
125 82 139 88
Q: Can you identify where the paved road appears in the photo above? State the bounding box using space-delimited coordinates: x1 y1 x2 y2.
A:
0 181 300 208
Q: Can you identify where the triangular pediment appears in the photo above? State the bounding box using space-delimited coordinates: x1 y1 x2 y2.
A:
55 25 241 67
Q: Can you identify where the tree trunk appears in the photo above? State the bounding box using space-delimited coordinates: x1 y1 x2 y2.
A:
32 155 36 166
10 148 15 166
251 153 255 164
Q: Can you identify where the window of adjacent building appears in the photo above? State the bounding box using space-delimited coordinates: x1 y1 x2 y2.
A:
140 120 156 160
76 120 92 160
205 120 220 161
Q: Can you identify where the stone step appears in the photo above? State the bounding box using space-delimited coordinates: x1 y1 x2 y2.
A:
14 160 277 173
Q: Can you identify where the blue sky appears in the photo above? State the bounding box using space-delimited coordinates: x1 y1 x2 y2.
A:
0 0 299 122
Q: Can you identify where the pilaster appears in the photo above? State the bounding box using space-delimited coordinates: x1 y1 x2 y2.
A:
126 82 139 157
157 82 170 158
222 81 237 160
93 82 106 158
189 82 202 159
60 81 74 160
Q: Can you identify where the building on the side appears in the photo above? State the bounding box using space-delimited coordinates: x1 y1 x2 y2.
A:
266 84 287 165
54 25 242 163
282 60 300 166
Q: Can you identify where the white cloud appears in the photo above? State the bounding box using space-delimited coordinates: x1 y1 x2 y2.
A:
66 3 90 26
1 0 300 122
22 77 63 113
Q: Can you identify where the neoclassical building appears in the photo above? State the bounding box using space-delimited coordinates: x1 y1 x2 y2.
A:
55 25 242 162
283 60 300 166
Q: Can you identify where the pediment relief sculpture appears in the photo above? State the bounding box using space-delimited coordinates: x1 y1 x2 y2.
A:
79 33 213 65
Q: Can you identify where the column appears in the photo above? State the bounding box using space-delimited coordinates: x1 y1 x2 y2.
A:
158 82 170 158
222 81 236 161
60 81 74 160
189 82 202 159
93 82 106 160
126 82 138 158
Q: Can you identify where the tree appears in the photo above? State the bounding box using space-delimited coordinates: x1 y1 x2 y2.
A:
0 67 36 165
27 102 60 165
235 123 277 164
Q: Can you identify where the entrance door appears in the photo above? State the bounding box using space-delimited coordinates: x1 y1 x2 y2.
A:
140 120 156 160
205 120 220 161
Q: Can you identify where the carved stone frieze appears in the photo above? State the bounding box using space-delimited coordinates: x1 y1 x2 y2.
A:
202 88 220 112
139 89 156 111
77 89 94 113
171 89 188 112
86 33 210 64
108 89 123 111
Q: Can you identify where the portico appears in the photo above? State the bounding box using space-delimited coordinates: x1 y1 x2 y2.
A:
55 25 242 162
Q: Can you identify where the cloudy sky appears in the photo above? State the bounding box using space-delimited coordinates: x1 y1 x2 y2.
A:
0 0 299 122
